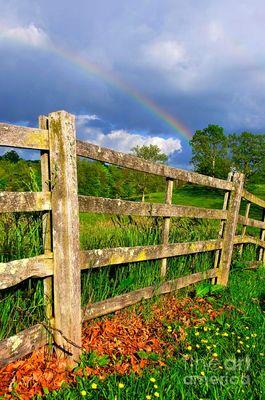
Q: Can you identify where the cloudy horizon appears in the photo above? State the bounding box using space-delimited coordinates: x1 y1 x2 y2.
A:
0 0 265 168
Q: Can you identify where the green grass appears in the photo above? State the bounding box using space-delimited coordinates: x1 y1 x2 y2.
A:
42 265 265 400
1 185 264 340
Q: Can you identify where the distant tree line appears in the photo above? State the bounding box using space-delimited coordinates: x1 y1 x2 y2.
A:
0 145 167 199
190 125 265 181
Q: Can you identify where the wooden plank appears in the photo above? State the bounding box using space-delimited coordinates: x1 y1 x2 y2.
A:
234 235 265 247
238 215 265 230
40 115 53 321
0 123 49 150
217 173 244 286
80 239 223 270
48 111 81 362
78 195 227 220
242 189 265 209
82 269 216 321
76 140 233 190
0 191 51 213
0 254 53 290
161 178 174 277
259 210 265 262
0 324 48 368
213 172 232 276
239 202 251 256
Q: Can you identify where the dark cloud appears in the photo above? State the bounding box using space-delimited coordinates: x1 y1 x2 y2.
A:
0 0 264 166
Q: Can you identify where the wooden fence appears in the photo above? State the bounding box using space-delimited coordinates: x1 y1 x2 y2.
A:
0 110 264 368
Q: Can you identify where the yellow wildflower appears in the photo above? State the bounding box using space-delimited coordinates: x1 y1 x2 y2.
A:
150 377 156 383
236 349 241 353
146 396 152 400
195 332 200 336
91 383 98 389
200 371 205 376
201 339 208 343
118 383 125 389
218 366 223 369
196 344 200 348
246 336 250 340
80 391 87 397
154 385 158 389
212 353 218 358
222 332 228 337
187 345 192 351
206 346 211 350
154 392 160 398
252 333 257 337
203 327 208 332
239 341 243 345
252 344 256 348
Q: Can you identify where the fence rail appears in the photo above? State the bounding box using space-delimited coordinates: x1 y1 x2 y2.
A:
0 111 264 368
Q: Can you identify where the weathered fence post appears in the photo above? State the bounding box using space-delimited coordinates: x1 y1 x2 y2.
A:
161 178 174 277
48 111 81 362
259 209 265 262
217 172 244 286
239 201 251 257
39 116 53 322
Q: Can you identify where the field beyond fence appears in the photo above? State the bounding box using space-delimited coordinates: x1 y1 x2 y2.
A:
0 110 264 368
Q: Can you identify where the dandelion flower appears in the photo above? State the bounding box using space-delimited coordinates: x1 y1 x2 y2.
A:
237 336 241 339
200 371 205 376
236 349 241 353
187 345 192 351
80 391 87 397
201 339 208 343
252 333 257 338
203 327 208 332
206 346 211 350
154 384 158 389
195 332 200 336
146 396 152 400
222 332 228 337
196 344 200 349
150 377 156 383
218 366 223 369
212 353 218 358
118 383 125 389
154 392 160 398
91 383 98 390
246 336 250 340
239 341 243 345
213 344 217 348
216 327 220 331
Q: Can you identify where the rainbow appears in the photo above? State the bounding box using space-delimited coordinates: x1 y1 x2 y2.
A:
0 26 193 140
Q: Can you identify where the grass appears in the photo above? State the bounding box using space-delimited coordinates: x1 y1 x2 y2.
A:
40 265 265 400
0 183 264 399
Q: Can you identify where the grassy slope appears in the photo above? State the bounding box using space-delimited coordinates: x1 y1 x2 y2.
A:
44 266 265 400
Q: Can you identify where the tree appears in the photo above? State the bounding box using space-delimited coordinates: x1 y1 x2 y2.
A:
190 125 231 178
1 150 20 163
131 144 168 163
130 144 168 201
228 132 265 179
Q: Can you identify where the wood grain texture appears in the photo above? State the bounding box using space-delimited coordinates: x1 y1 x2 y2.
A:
48 111 81 361
0 123 49 150
259 210 265 262
0 191 51 213
0 324 48 368
234 235 265 247
78 195 227 219
39 115 53 321
161 178 174 277
238 214 265 229
0 254 53 289
76 140 233 190
217 173 245 286
242 189 265 209
80 239 223 270
82 269 216 321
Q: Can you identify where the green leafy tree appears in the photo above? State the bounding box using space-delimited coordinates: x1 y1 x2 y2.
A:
228 132 265 179
190 125 231 178
130 144 168 201
1 150 20 163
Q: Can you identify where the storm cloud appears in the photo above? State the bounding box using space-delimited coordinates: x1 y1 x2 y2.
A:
0 0 264 167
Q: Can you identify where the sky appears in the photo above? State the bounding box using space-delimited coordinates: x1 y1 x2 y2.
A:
0 0 265 168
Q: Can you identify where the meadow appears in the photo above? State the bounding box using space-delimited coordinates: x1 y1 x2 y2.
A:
0 182 264 399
